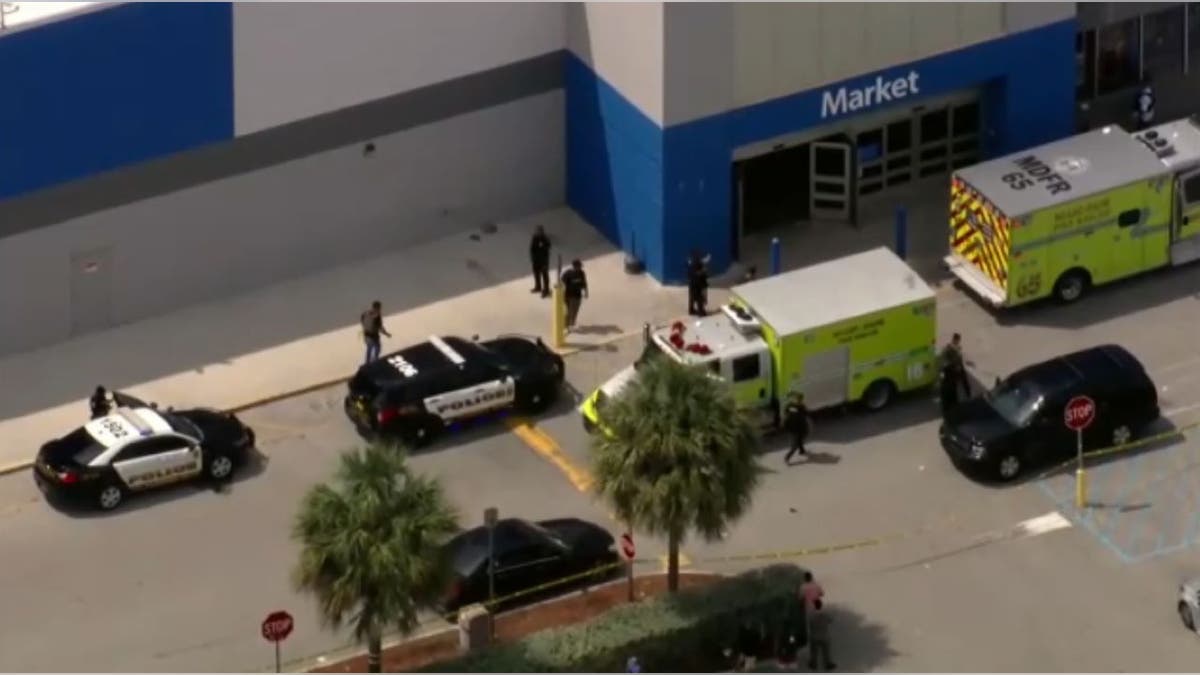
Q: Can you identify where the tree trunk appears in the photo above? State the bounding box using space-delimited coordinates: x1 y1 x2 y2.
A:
367 628 383 673
667 532 680 592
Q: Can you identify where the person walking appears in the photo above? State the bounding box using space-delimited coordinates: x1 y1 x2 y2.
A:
939 332 971 400
807 600 836 672
800 571 825 611
1132 76 1156 131
938 362 962 415
89 386 111 419
783 392 812 464
529 225 552 298
360 300 391 364
686 249 710 316
561 259 588 333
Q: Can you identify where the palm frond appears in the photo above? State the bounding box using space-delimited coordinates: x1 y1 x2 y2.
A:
292 443 461 646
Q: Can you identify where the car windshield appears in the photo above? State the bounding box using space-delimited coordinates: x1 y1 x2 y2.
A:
985 379 1045 428
161 413 204 441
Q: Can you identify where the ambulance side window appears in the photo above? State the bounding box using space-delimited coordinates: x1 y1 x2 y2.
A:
731 355 761 382
1117 209 1141 228
1183 174 1200 204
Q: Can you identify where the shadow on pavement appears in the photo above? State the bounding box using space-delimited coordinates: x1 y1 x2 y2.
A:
0 216 617 422
982 264 1200 330
809 392 941 447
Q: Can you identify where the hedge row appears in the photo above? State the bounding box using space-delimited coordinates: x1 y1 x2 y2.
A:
424 564 808 673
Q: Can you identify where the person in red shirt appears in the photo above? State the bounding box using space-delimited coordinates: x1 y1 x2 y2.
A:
800 571 824 610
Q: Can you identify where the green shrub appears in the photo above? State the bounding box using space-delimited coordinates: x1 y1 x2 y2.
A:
424 564 807 673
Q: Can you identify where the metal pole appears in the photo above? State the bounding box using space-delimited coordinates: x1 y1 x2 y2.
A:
1075 429 1088 509
485 507 498 604
625 530 635 603
769 238 781 276
894 206 908 260
274 641 281 673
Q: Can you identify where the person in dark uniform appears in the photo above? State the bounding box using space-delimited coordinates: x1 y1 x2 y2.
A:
561 259 588 332
783 392 811 464
686 249 711 316
938 333 971 400
938 363 961 415
529 226 551 298
89 386 111 419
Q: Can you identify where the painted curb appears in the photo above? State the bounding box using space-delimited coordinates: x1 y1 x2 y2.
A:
0 329 647 479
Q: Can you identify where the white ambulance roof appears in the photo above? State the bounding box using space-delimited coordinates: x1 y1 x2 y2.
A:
1132 117 1200 171
84 407 172 448
953 126 1168 216
732 247 934 337
650 312 766 365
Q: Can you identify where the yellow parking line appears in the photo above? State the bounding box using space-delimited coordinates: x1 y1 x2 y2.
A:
506 418 594 493
658 552 692 572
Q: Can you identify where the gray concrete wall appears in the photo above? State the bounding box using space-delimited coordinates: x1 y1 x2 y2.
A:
0 91 564 357
663 2 733 126
233 2 566 135
566 2 665 124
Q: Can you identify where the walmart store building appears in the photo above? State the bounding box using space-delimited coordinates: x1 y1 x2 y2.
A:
0 2 1088 354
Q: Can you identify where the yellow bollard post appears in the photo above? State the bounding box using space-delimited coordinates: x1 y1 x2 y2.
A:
1075 468 1088 509
552 282 566 350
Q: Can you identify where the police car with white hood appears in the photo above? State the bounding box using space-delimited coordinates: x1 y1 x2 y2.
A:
344 334 565 446
33 393 257 511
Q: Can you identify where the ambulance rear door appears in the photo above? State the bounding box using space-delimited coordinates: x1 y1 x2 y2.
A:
1172 168 1200 265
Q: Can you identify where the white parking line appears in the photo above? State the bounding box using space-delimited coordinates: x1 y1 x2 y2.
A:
1163 402 1200 418
1015 511 1073 538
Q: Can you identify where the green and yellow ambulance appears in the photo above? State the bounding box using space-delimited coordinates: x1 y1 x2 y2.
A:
579 247 938 433
946 116 1200 308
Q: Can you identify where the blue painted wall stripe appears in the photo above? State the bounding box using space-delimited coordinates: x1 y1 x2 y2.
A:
569 18 1078 284
0 2 234 202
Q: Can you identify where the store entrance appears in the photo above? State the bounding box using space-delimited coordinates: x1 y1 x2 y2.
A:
735 143 811 235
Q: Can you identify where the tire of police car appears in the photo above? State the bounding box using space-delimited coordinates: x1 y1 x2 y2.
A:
517 384 556 414
96 482 125 511
205 453 235 481
1053 270 1089 304
862 380 896 412
402 418 439 449
1180 601 1196 632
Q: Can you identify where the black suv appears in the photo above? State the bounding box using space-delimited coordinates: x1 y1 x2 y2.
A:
344 335 564 447
940 345 1159 482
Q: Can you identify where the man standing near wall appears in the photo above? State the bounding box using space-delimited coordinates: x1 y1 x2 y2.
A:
560 259 588 333
529 225 551 298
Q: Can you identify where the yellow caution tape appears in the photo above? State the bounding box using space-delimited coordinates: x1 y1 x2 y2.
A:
1035 419 1200 480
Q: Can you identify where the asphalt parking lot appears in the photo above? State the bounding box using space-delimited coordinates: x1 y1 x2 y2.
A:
2 263 1200 671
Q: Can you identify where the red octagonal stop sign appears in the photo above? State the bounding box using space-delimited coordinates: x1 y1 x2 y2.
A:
261 610 294 643
1064 396 1096 432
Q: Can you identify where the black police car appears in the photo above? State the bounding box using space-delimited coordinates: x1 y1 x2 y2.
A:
344 334 564 446
940 345 1159 482
33 394 256 511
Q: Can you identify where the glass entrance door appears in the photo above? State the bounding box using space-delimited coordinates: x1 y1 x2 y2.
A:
810 142 852 221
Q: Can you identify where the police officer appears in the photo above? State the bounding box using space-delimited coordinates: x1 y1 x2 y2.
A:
687 249 710 317
783 392 811 464
529 225 551 298
939 333 971 400
1133 76 1156 131
939 362 961 414
89 386 111 420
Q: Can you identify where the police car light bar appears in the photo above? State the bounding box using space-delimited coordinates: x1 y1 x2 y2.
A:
429 335 466 365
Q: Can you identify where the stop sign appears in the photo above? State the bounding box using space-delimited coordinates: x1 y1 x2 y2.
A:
1064 396 1096 431
620 532 635 561
261 610 294 643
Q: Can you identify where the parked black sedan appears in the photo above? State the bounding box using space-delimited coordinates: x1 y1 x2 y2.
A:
440 517 618 612
940 345 1160 482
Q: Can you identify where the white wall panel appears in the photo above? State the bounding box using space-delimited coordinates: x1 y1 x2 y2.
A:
567 2 664 123
1007 2 1075 33
233 2 566 135
730 2 1014 111
0 92 564 355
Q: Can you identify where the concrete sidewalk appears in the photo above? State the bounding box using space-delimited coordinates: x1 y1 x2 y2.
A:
0 209 696 470
0 180 950 472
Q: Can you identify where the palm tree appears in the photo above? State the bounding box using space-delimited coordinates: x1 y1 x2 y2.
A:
292 444 460 672
590 354 764 591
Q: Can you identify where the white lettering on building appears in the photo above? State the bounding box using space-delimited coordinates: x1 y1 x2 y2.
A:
820 71 921 119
